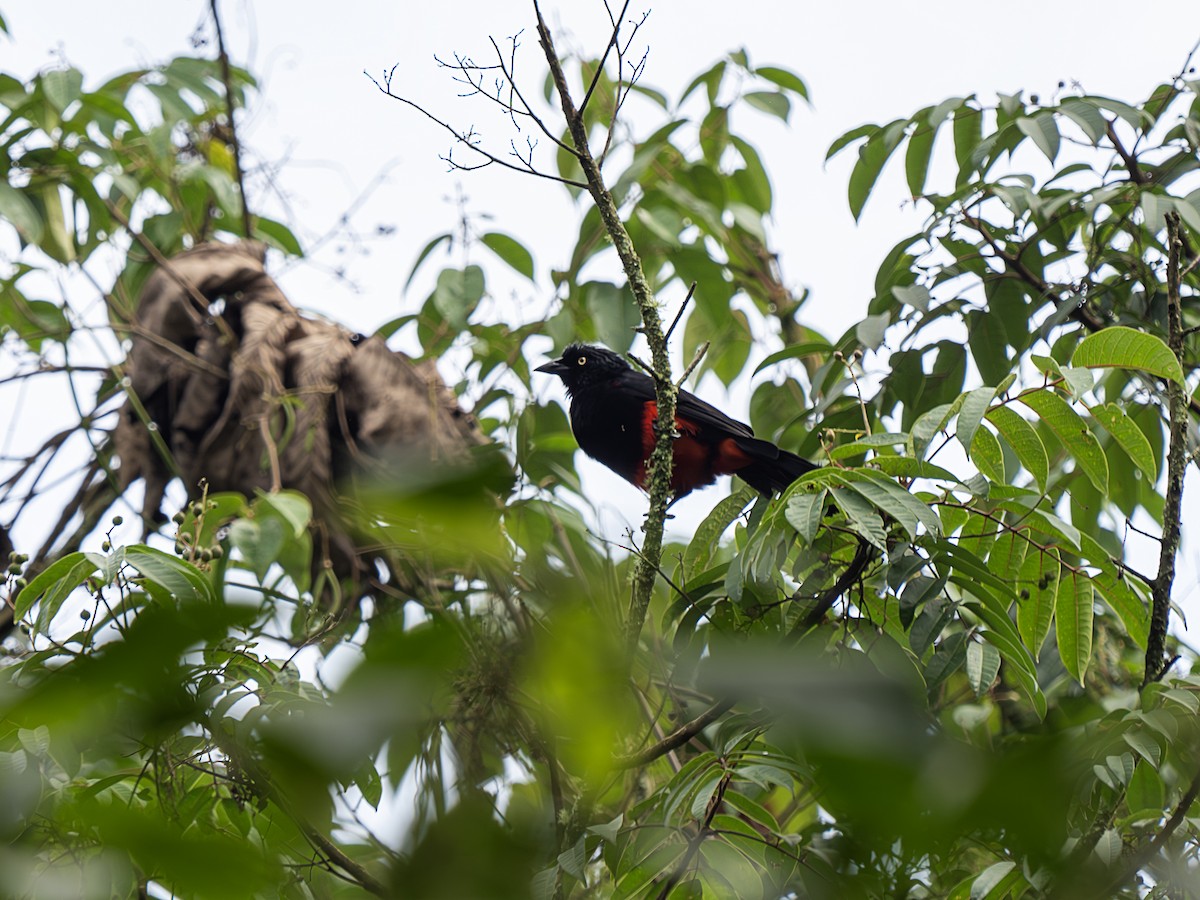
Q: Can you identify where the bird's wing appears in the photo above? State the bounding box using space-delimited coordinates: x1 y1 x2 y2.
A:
616 370 756 439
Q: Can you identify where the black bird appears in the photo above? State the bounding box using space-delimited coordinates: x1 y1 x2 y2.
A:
536 343 816 499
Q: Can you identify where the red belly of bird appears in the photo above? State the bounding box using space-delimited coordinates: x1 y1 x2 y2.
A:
634 402 752 495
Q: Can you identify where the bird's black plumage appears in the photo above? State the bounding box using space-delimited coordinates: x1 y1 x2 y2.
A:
536 343 816 498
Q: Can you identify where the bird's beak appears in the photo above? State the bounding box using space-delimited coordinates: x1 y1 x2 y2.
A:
535 359 568 376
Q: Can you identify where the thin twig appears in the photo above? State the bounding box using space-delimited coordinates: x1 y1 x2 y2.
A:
578 0 631 118
664 281 696 345
208 0 254 237
366 65 587 189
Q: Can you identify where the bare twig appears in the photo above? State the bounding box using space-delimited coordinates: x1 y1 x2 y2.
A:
208 0 254 237
578 0 631 118
663 281 696 345
614 696 733 770
366 65 587 189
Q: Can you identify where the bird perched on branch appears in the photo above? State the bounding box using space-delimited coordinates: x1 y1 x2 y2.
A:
536 343 816 499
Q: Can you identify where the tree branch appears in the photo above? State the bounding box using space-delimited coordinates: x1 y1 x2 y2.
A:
1143 212 1188 686
531 1 674 662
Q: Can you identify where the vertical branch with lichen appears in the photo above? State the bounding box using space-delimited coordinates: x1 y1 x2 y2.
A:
1144 212 1189 686
533 3 674 659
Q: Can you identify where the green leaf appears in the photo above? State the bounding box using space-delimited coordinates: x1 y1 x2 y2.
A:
967 595 1046 718
848 120 906 221
584 281 640 353
1016 113 1060 162
1019 390 1108 493
971 861 1021 900
956 386 997 454
855 312 890 348
754 65 808 101
1058 98 1107 144
987 530 1028 579
686 488 754 571
41 67 83 113
848 468 942 536
743 90 790 121
784 490 826 546
987 406 1049 491
1080 95 1152 130
730 136 772 212
1072 325 1184 385
404 232 451 293
722 790 781 833
228 517 286 583
256 489 312 537
1056 571 1094 685
14 551 99 623
905 113 936 197
826 123 876 162
892 283 930 312
1017 549 1059 659
431 265 485 330
752 340 832 375
1089 402 1157 482
251 216 302 256
829 487 887 550
872 456 967 487
970 425 1005 483
1093 569 1148 648
587 814 624 843
480 232 535 280
952 103 983 173
966 639 1001 697
125 545 214 603
0 180 45 244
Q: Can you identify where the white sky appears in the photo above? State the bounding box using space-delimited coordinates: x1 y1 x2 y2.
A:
3 2 1200 634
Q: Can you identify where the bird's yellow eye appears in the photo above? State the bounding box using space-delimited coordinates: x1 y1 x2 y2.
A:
577 356 587 365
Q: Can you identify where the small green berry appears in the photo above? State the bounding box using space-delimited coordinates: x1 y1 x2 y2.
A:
112 515 124 526
211 545 224 559
101 540 111 552
172 511 186 524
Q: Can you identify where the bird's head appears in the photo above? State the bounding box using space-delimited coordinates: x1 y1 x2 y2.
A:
535 343 631 395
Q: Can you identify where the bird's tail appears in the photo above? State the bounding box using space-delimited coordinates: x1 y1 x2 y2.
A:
734 437 817 495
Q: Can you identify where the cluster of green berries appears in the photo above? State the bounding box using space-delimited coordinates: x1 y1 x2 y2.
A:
172 501 224 567
6 551 29 590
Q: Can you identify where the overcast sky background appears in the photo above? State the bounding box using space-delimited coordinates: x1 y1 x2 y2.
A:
4 2 1200 633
